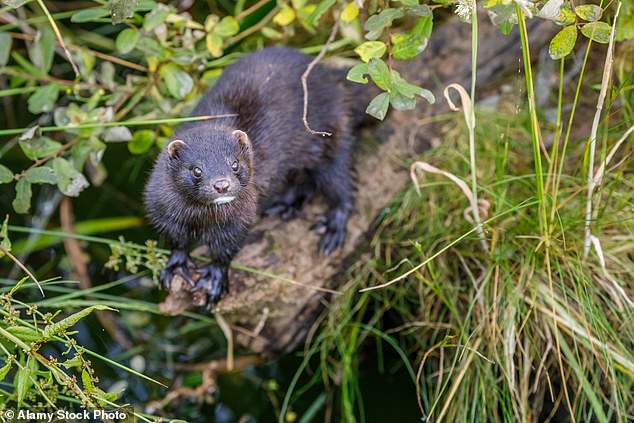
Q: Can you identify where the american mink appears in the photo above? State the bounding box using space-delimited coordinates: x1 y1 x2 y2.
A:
144 47 376 305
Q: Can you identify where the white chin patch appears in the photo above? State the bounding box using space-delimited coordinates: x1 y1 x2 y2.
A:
213 196 236 205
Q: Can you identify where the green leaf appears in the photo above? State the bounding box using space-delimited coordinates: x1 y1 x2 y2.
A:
366 92 390 121
102 126 133 142
391 70 435 104
617 14 634 41
346 63 369 84
575 4 602 22
110 0 137 24
308 0 336 25
115 28 140 54
28 26 55 74
2 0 30 8
19 136 62 160
16 355 37 408
364 8 404 40
554 6 576 26
24 167 57 185
5 326 41 343
273 5 296 26
390 91 416 111
391 16 432 60
143 4 170 31
0 164 13 184
354 41 386 63
0 359 12 382
341 2 359 23
580 21 611 44
395 0 418 5
82 368 94 393
42 305 115 341
0 215 11 254
213 16 240 36
549 25 577 60
160 64 194 99
128 129 155 154
13 178 32 214
27 84 60 114
71 7 110 22
405 4 432 17
51 158 89 197
0 32 12 66
206 32 223 57
368 59 391 91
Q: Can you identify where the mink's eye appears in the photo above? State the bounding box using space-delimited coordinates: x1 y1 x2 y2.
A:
192 167 202 178
231 161 239 172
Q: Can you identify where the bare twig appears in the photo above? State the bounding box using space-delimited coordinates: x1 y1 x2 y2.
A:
35 0 80 77
0 246 44 296
301 12 340 136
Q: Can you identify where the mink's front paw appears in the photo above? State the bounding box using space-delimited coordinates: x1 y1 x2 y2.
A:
160 249 194 289
312 209 348 255
263 181 315 221
193 264 229 307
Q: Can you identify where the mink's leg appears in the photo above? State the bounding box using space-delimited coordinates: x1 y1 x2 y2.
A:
263 175 316 221
194 262 229 306
159 248 194 289
312 145 354 255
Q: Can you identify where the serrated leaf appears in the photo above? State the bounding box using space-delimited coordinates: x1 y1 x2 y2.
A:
128 129 155 154
28 26 55 74
143 5 170 31
368 59 391 91
16 355 37 408
206 32 223 57
214 16 240 36
102 126 133 142
366 92 390 120
0 164 13 184
580 21 611 44
354 41 386 63
51 158 89 197
308 0 336 25
160 64 193 99
0 32 12 66
13 178 32 214
549 25 577 60
19 136 62 160
346 63 369 84
71 7 110 23
273 5 296 26
341 2 359 23
575 4 602 22
554 6 576 26
24 167 57 185
42 305 115 341
5 326 41 342
115 28 140 54
110 0 138 24
27 84 60 114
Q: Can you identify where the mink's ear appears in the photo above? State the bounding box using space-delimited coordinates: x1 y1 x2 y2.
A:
233 130 253 163
167 139 186 160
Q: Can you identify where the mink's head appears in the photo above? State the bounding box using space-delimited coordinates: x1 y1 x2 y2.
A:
164 127 254 206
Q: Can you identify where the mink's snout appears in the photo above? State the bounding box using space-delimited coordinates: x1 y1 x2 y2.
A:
213 178 230 194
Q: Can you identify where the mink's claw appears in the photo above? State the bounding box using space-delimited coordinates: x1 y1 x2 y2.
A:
315 209 347 255
160 249 195 289
193 264 229 307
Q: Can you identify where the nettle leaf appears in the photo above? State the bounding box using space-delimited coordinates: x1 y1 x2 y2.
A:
354 41 386 63
366 92 390 120
110 0 138 24
214 16 240 36
115 28 140 54
346 63 369 84
0 164 13 184
273 5 296 26
391 15 432 60
51 158 89 197
0 359 11 381
16 355 38 408
28 26 55 74
554 6 576 26
19 136 62 160
2 0 30 8
42 305 114 340
143 4 171 31
128 130 155 154
160 64 194 99
367 58 391 90
341 2 359 23
580 21 611 44
0 32 12 66
71 7 110 22
13 178 32 214
575 4 602 22
27 84 60 114
549 25 577 60
24 167 57 185
364 8 404 40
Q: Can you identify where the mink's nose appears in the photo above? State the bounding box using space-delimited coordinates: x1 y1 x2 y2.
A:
213 179 230 194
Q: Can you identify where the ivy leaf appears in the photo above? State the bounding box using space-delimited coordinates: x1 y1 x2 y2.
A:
0 32 12 66
549 25 577 60
214 16 240 36
273 5 296 26
0 164 13 184
366 92 390 121
354 41 386 63
346 63 369 84
160 64 194 99
110 0 137 24
71 7 110 22
341 2 359 23
51 158 89 197
575 4 602 22
364 8 404 40
367 59 391 91
28 26 55 74
24 167 57 185
13 178 32 214
115 28 140 54
128 130 155 154
19 136 62 160
580 21 611 44
27 84 60 114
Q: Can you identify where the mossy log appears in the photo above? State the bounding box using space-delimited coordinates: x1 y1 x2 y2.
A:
159 17 557 357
